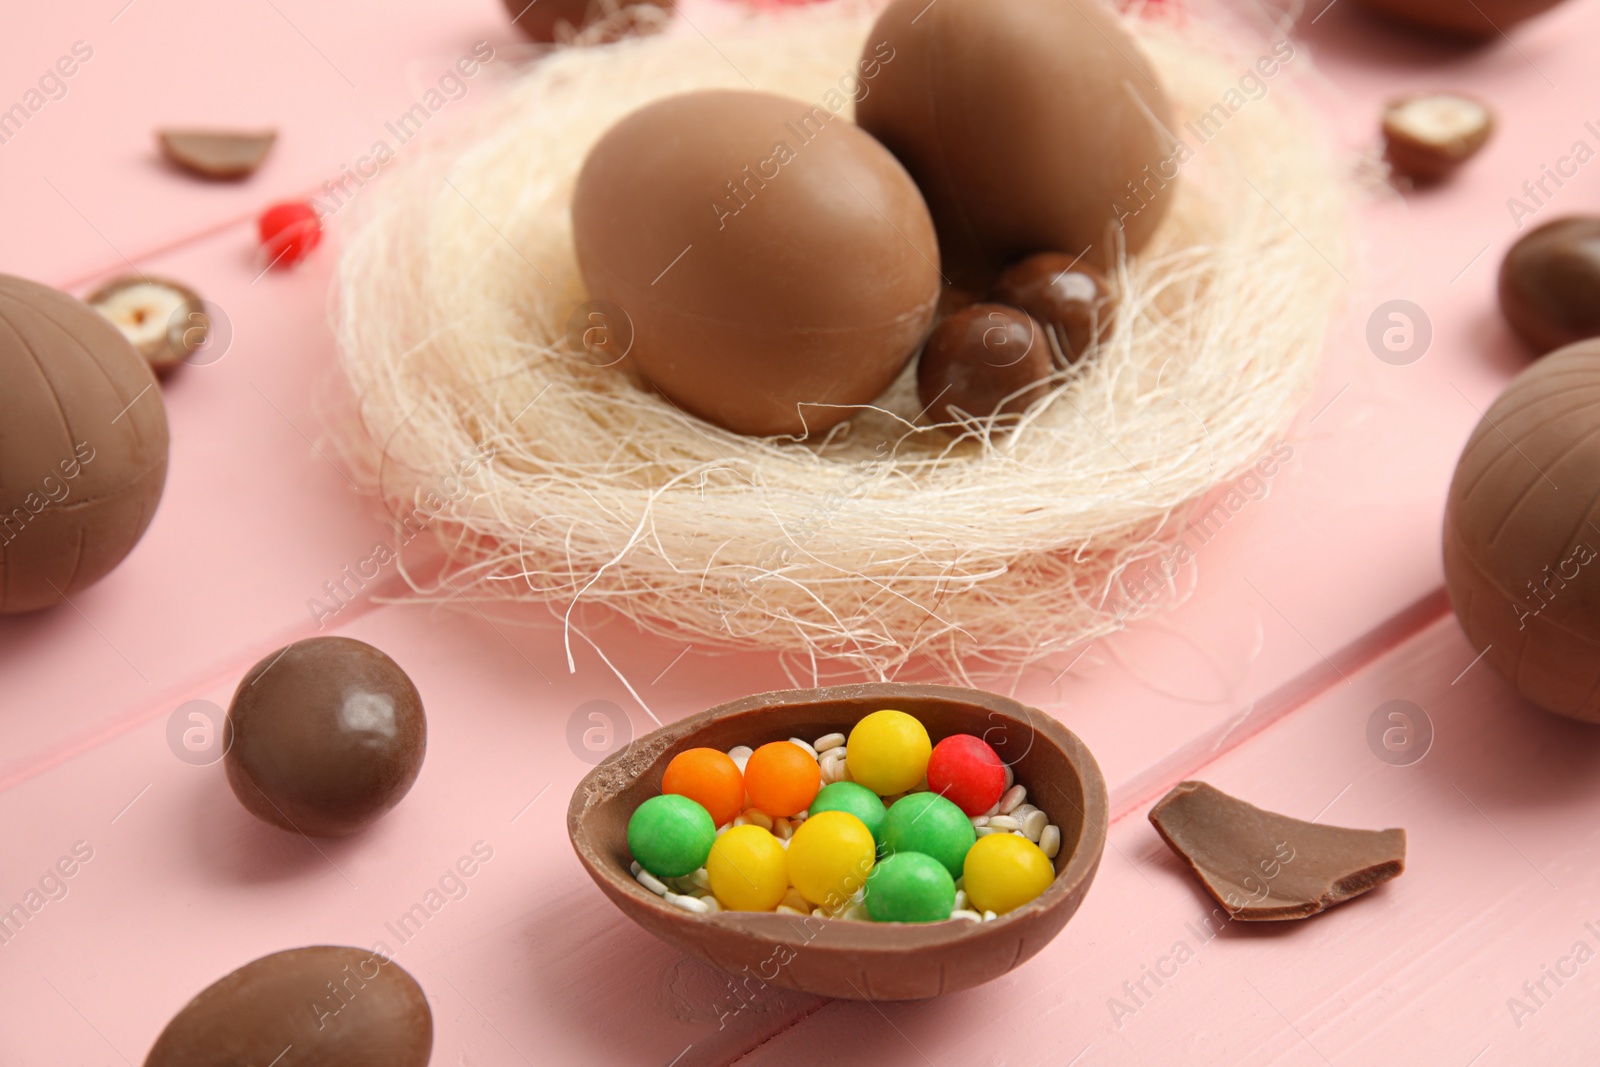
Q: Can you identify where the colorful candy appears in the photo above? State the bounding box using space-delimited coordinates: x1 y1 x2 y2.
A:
927 734 1007 816
865 853 956 923
964 833 1054 915
786 811 876 906
846 709 931 795
707 825 789 911
627 794 716 878
662 747 745 827
744 741 821 817
880 793 976 879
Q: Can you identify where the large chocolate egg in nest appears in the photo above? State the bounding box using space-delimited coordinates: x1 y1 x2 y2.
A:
572 89 941 437
1443 340 1600 721
856 0 1175 289
0 273 169 613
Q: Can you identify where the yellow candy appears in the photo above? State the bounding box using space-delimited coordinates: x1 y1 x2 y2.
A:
786 811 876 906
963 833 1054 915
707 825 789 911
845 709 931 795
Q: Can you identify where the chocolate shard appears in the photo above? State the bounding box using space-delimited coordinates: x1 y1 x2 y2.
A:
1149 781 1405 921
157 128 276 179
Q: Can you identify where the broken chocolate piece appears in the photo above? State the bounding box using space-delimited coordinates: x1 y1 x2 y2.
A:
157 128 276 179
1382 93 1493 184
85 275 207 375
1149 781 1405 921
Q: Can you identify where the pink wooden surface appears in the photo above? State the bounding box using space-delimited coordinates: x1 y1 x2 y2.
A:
4 0 1600 1063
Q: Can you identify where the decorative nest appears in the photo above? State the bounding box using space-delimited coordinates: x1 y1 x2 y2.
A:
330 0 1353 681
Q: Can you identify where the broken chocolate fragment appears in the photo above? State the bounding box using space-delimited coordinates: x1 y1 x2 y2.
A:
1382 93 1493 184
1149 781 1405 921
86 275 207 375
157 128 276 179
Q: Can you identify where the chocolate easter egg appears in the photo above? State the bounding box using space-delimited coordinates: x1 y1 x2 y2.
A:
1499 216 1600 356
1443 340 1600 722
572 90 941 437
144 946 432 1066
856 0 1175 289
0 273 169 614
1351 0 1568 38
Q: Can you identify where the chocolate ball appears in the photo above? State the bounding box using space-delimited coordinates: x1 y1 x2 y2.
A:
0 273 169 614
856 0 1175 289
918 304 1052 431
572 90 940 437
990 254 1117 365
1351 0 1568 38
500 0 672 42
225 637 427 836
1499 217 1600 356
1443 340 1600 722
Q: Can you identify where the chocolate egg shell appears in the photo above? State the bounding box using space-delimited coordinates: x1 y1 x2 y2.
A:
1381 93 1494 185
568 683 1108 999
144 945 432 1066
501 0 671 42
225 637 427 837
1350 0 1568 38
86 275 208 374
917 304 1053 430
1498 217 1600 356
856 0 1175 289
0 273 169 614
989 253 1116 364
1443 340 1600 721
572 90 941 437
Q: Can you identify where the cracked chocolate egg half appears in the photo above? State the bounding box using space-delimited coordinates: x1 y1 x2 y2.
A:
86 275 209 375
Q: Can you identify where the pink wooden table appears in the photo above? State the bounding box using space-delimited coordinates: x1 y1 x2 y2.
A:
5 0 1600 1063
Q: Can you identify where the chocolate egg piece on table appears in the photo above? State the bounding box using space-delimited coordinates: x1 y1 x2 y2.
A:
0 273 169 614
1498 217 1600 356
989 253 1117 365
1350 0 1568 38
1381 93 1493 185
1442 340 1600 721
571 89 941 437
856 0 1175 288
86 275 208 375
144 946 432 1067
917 304 1053 430
224 637 427 836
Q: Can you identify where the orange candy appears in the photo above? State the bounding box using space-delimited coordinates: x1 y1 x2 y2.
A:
662 748 745 827
744 742 822 818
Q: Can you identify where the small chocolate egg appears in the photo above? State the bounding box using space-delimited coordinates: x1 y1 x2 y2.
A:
917 304 1052 431
1443 340 1600 721
572 90 940 437
1351 0 1568 38
1499 217 1600 356
144 945 432 1066
0 273 169 614
501 0 672 42
856 0 1175 288
225 637 426 837
989 254 1117 364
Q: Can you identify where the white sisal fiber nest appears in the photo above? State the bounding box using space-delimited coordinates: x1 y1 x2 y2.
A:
330 0 1353 681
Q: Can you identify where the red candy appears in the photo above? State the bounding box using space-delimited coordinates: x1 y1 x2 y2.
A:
927 734 1006 816
257 200 323 268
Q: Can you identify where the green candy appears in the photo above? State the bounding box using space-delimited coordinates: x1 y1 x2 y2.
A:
880 793 976 880
628 794 716 878
809 781 888 843
866 852 956 923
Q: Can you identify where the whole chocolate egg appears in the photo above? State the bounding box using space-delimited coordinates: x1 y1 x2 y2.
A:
225 637 427 836
1443 340 1600 721
500 0 672 42
855 0 1175 289
1499 216 1600 356
572 90 941 437
1351 0 1568 38
145 946 432 1066
0 273 169 614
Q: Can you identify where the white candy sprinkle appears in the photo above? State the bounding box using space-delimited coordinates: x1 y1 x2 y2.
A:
789 737 819 760
951 909 983 922
1040 824 1061 859
781 889 809 912
700 896 723 914
1003 763 1014 790
1022 810 1047 842
744 808 773 831
981 801 1001 819
814 732 846 752
685 868 711 892
636 869 669 896
988 815 1021 832
976 826 1006 837
953 890 968 911
999 785 1027 815
1013 830 1028 838
630 861 642 876
773 816 793 840
1012 803 1038 821
983 910 998 922
820 750 847 784
732 814 749 828
666 892 710 914
971 816 990 829
776 905 807 916
728 745 753 772
793 809 808 822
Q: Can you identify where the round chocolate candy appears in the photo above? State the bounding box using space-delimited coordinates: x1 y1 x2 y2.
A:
0 274 169 614
224 637 427 836
1351 0 1568 38
989 254 1117 364
856 0 1175 288
880 793 976 880
917 304 1053 431
1443 339 1600 721
1498 217 1600 356
628 793 716 878
145 946 432 1067
865 852 956 923
572 89 940 437
809 781 888 843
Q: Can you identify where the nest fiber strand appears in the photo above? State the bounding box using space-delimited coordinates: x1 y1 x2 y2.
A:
331 2 1351 679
